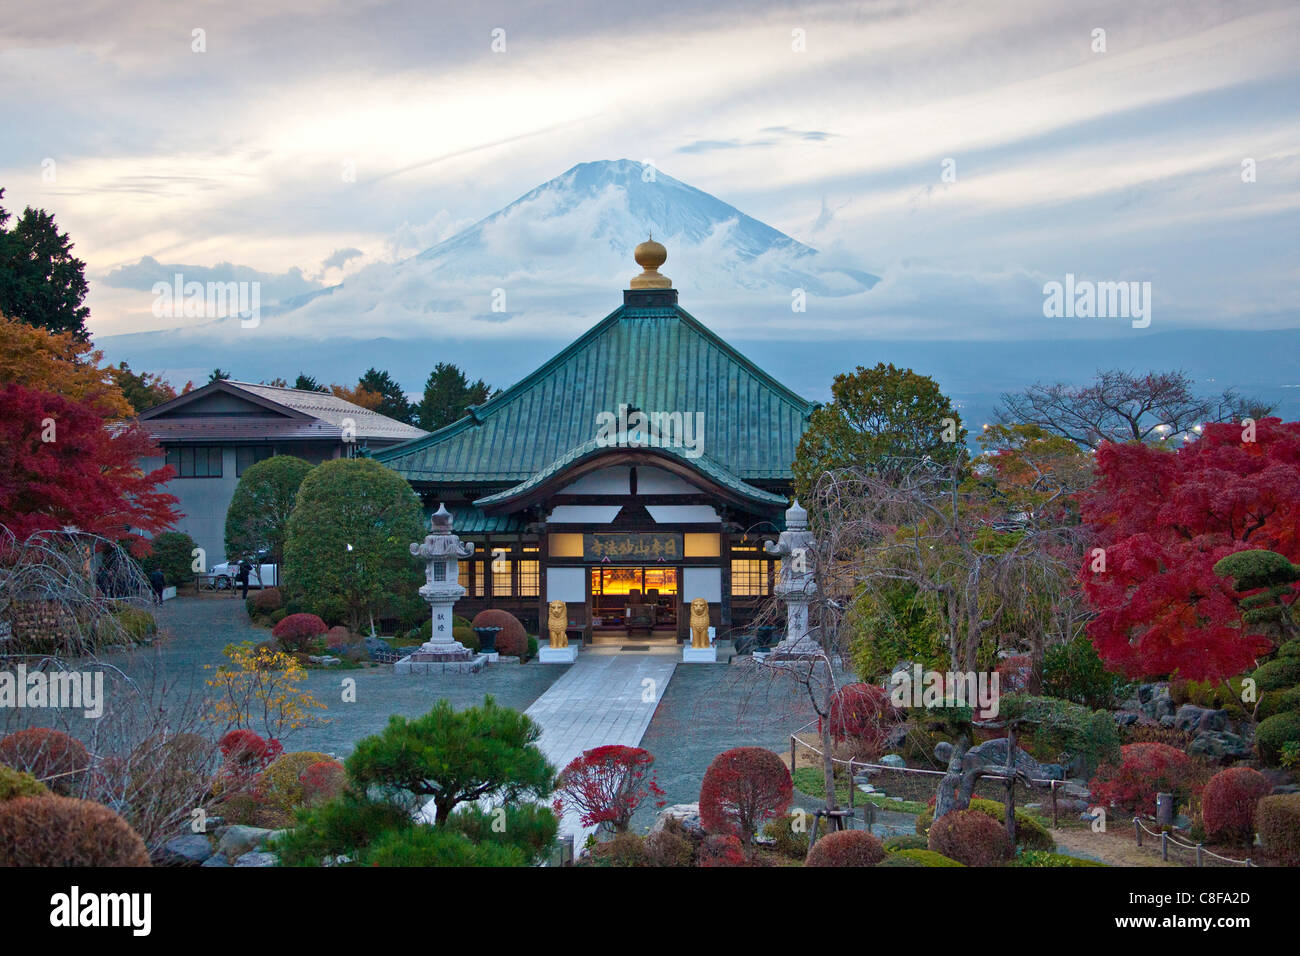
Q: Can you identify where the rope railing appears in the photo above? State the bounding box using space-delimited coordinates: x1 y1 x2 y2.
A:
790 720 1072 827
1132 816 1254 867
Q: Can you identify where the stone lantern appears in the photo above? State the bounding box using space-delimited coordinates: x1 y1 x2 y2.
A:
764 500 821 659
394 503 486 674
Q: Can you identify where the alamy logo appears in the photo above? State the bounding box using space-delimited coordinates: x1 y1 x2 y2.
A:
889 666 1001 717
0 665 103 718
152 274 261 328
50 887 151 936
1042 273 1151 329
595 404 704 459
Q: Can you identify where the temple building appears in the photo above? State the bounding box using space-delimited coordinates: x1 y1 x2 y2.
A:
375 241 815 644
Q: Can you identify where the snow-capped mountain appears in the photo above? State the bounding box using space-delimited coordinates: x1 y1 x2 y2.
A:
126 159 877 342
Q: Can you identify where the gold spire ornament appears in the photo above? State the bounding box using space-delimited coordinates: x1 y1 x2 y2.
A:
629 236 672 289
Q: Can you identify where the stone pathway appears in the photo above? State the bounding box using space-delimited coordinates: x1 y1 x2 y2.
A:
525 647 679 840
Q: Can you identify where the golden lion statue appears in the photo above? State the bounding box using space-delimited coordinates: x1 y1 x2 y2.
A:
547 599 569 648
689 597 710 648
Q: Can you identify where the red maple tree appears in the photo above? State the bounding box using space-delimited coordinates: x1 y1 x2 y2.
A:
0 383 178 553
698 746 792 846
554 745 664 833
1080 417 1300 681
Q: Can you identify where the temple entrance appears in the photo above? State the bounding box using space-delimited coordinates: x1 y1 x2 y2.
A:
590 566 679 641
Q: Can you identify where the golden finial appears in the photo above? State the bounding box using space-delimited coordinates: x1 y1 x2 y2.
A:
630 236 671 289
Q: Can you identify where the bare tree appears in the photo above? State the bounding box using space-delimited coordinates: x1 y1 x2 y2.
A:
996 369 1274 449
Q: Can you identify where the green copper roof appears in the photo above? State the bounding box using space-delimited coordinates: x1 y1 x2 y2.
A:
473 436 788 509
423 505 525 534
377 300 815 486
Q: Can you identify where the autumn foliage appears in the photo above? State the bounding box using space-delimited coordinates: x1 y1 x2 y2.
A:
0 383 178 552
805 829 886 867
0 728 90 795
271 612 328 651
927 809 1013 867
699 747 792 846
1201 767 1272 844
0 795 151 866
1088 742 1203 815
1080 418 1300 681
822 682 901 755
555 745 664 833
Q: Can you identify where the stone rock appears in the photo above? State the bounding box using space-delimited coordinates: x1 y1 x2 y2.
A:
1057 797 1089 814
884 724 910 750
365 635 395 661
308 655 342 666
1140 684 1174 720
1174 704 1228 734
158 833 213 866
200 856 231 867
933 741 954 764
879 754 906 768
650 803 706 840
233 851 278 867
217 825 274 859
1059 780 1092 802
1272 784 1300 795
1159 714 1176 727
1187 730 1252 762
964 737 1064 781
1113 712 1139 728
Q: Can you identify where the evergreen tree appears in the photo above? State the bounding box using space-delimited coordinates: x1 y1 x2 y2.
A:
0 189 90 340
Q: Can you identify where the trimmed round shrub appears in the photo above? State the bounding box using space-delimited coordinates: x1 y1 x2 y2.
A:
645 825 694 867
1253 658 1300 692
1279 641 1300 659
469 609 527 658
914 798 1054 851
0 728 90 796
271 612 328 651
258 751 332 813
252 587 284 613
882 833 928 852
324 625 353 650
1255 793 1300 864
1256 686 1300 721
453 625 479 652
1088 742 1201 815
928 809 1014 867
125 732 215 814
140 530 198 587
822 683 900 757
0 795 150 865
1201 767 1272 844
0 766 48 801
699 747 792 845
698 833 746 867
888 847 965 867
1256 712 1300 766
805 829 886 867
587 831 650 867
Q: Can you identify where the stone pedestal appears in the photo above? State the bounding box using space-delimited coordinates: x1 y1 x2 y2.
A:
682 645 717 663
538 645 579 664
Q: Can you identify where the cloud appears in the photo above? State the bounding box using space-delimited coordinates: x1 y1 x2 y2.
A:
321 247 363 271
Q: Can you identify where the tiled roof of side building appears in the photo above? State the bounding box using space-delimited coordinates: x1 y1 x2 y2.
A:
375 301 816 483
224 382 427 440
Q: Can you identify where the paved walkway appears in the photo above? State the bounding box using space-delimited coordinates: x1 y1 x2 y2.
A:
525 647 679 839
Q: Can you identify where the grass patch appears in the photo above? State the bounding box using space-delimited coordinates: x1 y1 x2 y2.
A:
791 767 927 815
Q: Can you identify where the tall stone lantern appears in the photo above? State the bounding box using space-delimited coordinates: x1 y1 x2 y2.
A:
764 500 821 659
394 503 485 674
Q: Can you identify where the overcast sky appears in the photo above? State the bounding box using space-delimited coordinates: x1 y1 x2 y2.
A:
0 0 1296 343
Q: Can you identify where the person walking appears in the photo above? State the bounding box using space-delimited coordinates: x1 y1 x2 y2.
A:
149 567 166 605
237 557 252 600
